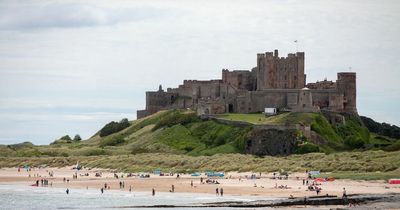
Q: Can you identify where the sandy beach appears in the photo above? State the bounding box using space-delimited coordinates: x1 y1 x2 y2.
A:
0 166 399 199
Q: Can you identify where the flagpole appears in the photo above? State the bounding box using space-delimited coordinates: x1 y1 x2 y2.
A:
294 40 298 52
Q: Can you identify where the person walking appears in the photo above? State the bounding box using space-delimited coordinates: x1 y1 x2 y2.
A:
152 188 155 196
215 188 219 196
220 188 224 197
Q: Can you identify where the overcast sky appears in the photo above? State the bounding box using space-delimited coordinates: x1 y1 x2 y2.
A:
0 0 399 145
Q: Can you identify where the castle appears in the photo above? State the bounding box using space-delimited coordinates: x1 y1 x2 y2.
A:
137 50 357 119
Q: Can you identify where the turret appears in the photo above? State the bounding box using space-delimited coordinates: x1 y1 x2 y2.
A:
336 72 357 113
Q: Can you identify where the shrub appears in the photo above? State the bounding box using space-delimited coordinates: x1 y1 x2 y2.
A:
295 143 320 154
100 118 130 137
344 135 365 149
361 116 400 139
83 148 106 156
73 134 82 141
100 134 125 147
60 135 72 141
153 110 198 130
384 141 400 152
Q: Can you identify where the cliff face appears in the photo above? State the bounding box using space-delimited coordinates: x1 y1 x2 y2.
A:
245 127 298 156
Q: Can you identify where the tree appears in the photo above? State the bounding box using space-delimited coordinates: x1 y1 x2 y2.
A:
60 135 72 141
99 118 131 137
73 134 82 141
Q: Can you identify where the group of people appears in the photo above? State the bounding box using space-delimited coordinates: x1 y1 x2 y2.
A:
215 187 224 196
119 181 125 189
205 179 220 184
34 179 51 187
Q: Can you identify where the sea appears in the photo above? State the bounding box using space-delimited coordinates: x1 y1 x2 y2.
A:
0 184 276 210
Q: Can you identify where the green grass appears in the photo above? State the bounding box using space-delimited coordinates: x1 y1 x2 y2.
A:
311 115 343 148
218 112 319 125
156 124 203 152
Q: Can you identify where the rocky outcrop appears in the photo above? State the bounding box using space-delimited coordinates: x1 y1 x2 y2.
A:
245 126 298 156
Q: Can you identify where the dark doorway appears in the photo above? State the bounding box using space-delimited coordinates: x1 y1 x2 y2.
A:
228 104 234 113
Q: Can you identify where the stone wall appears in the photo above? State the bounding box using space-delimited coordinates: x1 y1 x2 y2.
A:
222 69 256 91
245 127 298 156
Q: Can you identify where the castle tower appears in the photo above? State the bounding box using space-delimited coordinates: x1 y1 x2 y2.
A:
256 50 305 90
336 72 357 113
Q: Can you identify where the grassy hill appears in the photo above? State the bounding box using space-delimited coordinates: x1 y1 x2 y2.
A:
1 109 399 158
1 109 399 179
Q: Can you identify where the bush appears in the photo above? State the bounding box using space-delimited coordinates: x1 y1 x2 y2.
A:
60 135 72 141
344 136 365 149
100 118 130 137
384 141 400 152
295 143 320 154
100 134 125 147
83 148 106 156
153 110 198 130
361 116 400 139
73 134 82 141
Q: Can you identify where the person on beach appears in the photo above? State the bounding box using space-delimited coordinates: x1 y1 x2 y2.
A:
152 188 155 196
66 188 69 194
191 180 193 187
170 184 175 192
220 188 223 197
215 188 219 196
101 188 104 194
119 181 122 189
342 188 347 198
200 177 203 184
129 186 132 192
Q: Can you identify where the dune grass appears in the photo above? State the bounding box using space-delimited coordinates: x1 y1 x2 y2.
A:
1 150 399 180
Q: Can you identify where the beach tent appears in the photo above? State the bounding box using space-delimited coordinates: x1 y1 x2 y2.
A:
389 179 400 184
191 172 201 176
309 171 320 176
207 172 224 177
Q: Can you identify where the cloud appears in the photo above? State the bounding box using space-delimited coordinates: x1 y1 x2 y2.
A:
0 1 168 30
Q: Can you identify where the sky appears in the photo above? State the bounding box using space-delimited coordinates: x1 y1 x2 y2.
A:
0 0 399 145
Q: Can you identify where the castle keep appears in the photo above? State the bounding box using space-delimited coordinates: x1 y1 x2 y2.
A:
137 50 357 119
